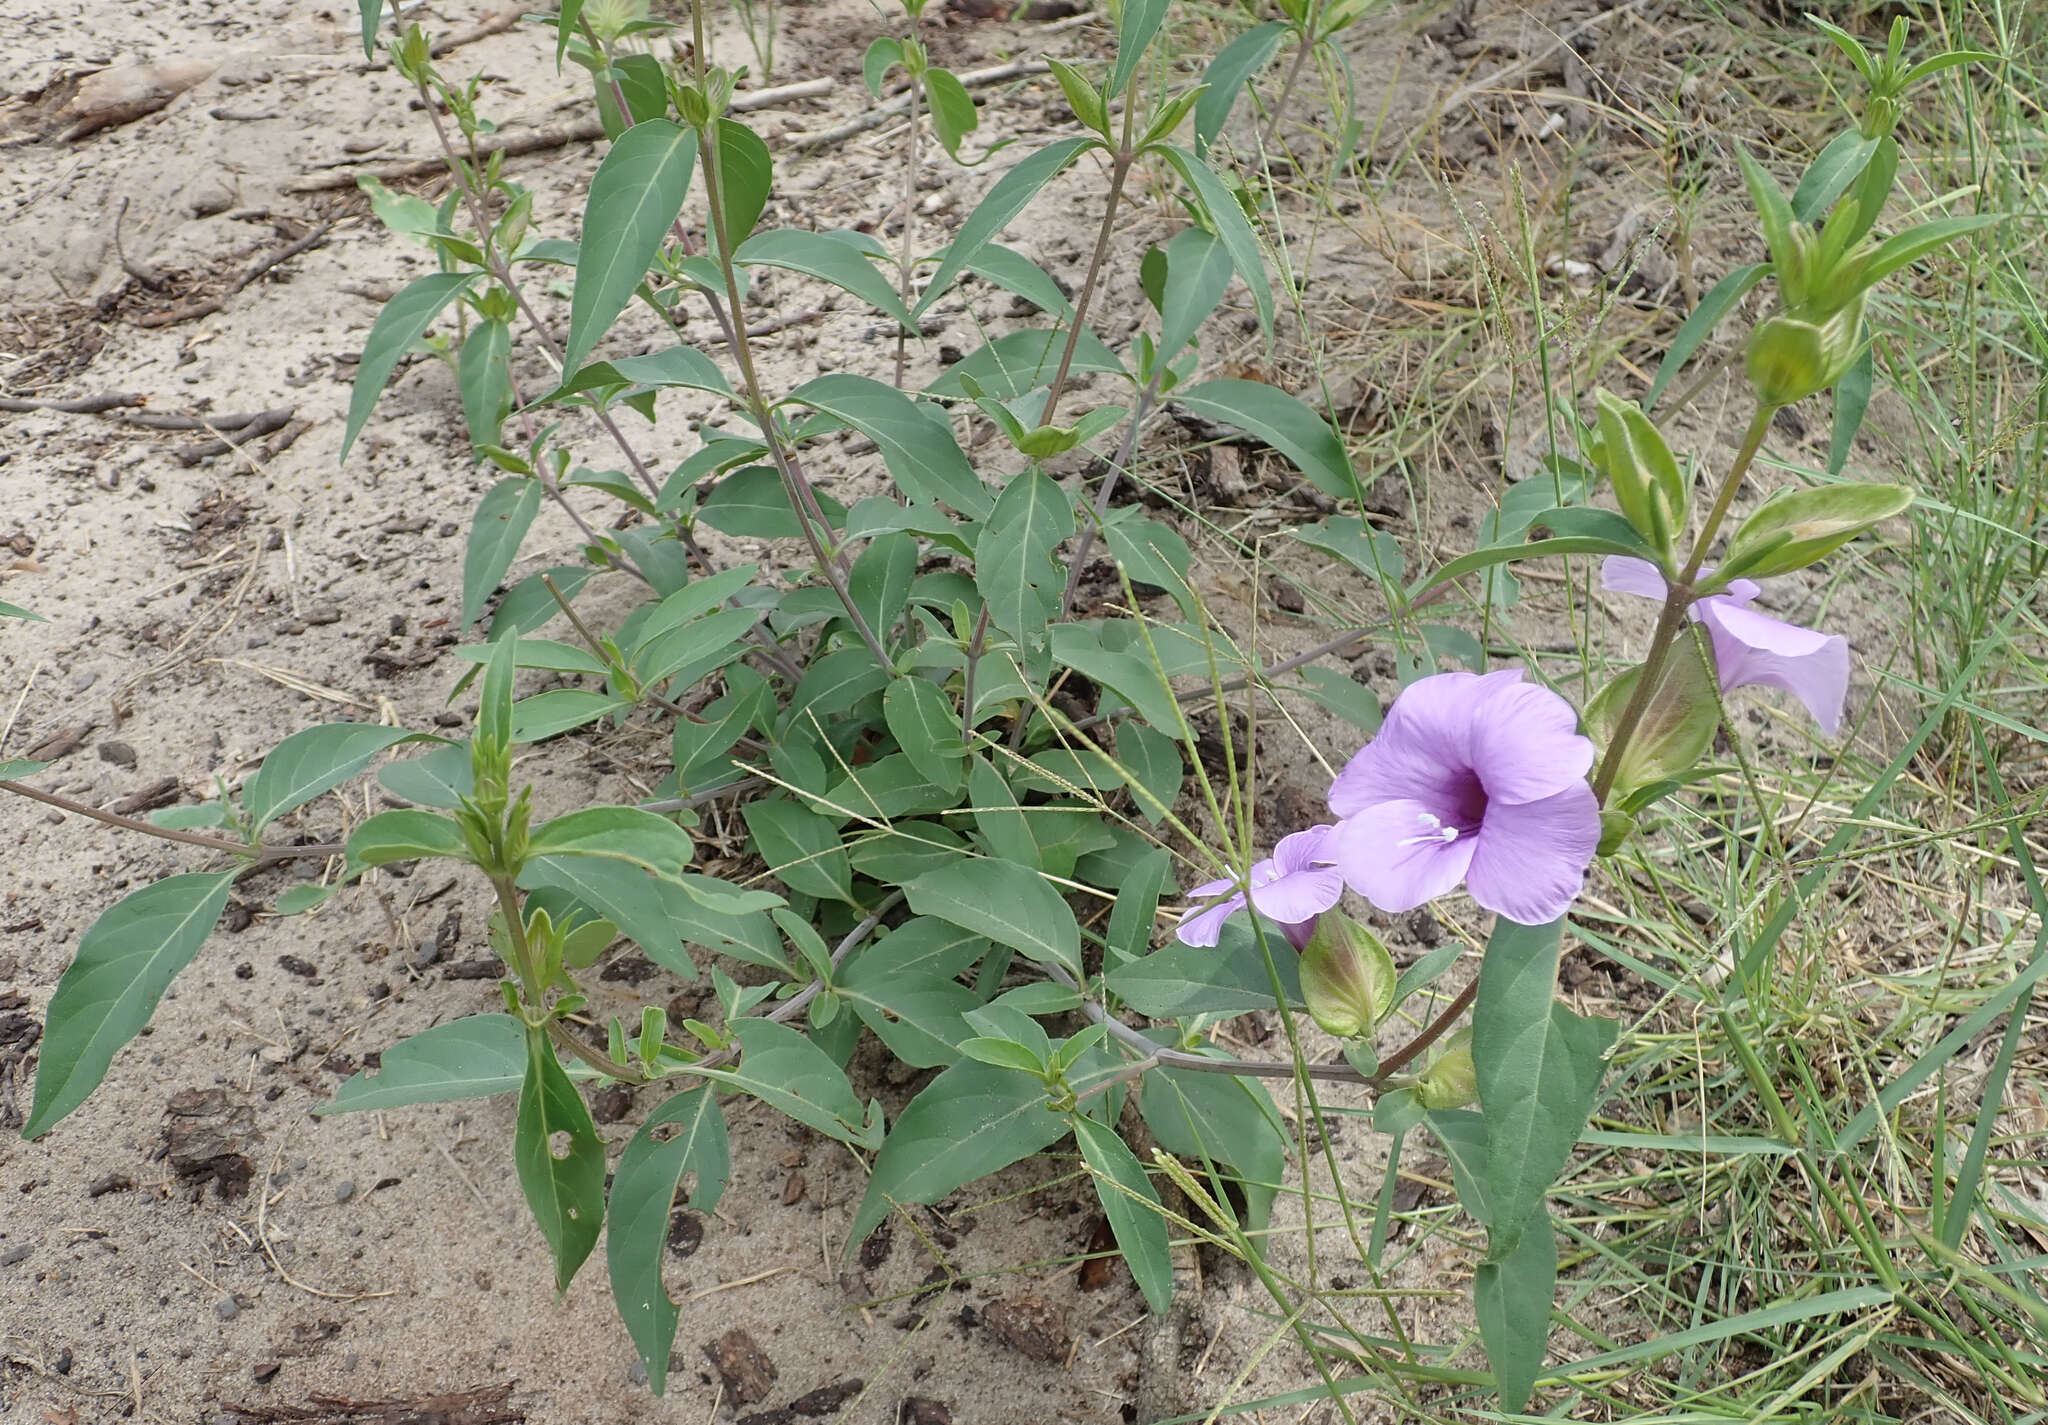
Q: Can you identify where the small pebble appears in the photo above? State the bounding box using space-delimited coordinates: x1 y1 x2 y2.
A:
333 1179 356 1203
0 1242 33 1266
215 1295 239 1321
252 1360 280 1383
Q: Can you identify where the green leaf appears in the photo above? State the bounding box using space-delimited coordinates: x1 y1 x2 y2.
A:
490 565 594 639
785 646 890 729
564 120 698 376
815 754 964 823
376 741 471 806
358 0 382 59
1857 214 1997 289
1139 1061 1284 1230
917 136 1097 318
1106 921 1303 1016
975 469 1070 643
745 798 854 902
1792 130 1879 224
923 67 979 159
631 606 764 689
341 271 479 463
552 345 735 402
711 117 772 249
457 318 514 452
1072 1115 1173 1314
519 856 700 978
0 758 53 779
608 1087 729 1394
1156 227 1236 363
699 465 839 538
1291 517 1403 588
1472 918 1616 1258
1735 144 1795 270
244 723 420 835
1107 0 1169 101
528 806 695 877
24 871 239 1137
1293 666 1382 733
963 243 1073 319
1413 508 1650 597
925 326 1127 401
884 677 966 794
905 859 1081 978
1827 346 1875 476
693 1019 875 1147
1047 58 1110 138
738 229 916 329
321 1014 526 1113
0 602 43 623
463 477 544 628
848 821 971 882
1173 380 1355 500
864 36 904 97
1115 720 1183 824
452 637 610 678
847 1058 1066 1246
848 531 917 648
1048 622 1182 735
514 1026 607 1294
1474 1208 1559 1412
1719 482 1914 581
150 802 228 831
959 1036 1046 1074
554 0 584 69
1150 146 1274 340
788 374 988 517
1194 20 1288 157
839 919 986 1068
510 689 629 741
1645 263 1769 411
345 808 469 872
1101 509 1196 617
1103 848 1168 966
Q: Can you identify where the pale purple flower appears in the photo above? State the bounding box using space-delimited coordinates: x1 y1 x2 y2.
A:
1175 825 1345 949
1603 557 1849 735
1327 670 1599 926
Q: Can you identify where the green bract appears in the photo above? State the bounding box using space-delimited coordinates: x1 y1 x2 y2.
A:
1718 482 1915 582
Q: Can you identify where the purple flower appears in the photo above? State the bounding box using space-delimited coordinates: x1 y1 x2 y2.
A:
1603 557 1850 735
1327 670 1599 925
1176 824 1345 948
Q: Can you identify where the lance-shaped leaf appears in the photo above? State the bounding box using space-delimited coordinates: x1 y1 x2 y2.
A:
244 723 422 835
917 137 1098 317
458 318 514 452
906 858 1081 979
321 1014 527 1114
689 1019 875 1147
1475 1204 1560 1411
514 1026 607 1294
463 477 543 628
563 120 698 376
1194 20 1288 157
527 806 696 877
1148 147 1274 339
1471 917 1616 1259
974 469 1070 643
341 271 479 463
738 229 916 328
710 117 772 251
1072 1115 1173 1314
788 374 989 517
1718 482 1914 581
24 871 239 1137
345 808 470 873
1645 263 1769 411
607 1087 729 1394
1173 380 1356 500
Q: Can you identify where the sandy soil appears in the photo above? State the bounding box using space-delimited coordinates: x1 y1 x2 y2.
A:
0 0 1903 1420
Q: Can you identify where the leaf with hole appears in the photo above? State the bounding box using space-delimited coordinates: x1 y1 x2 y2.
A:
514 1026 607 1294
607 1086 729 1394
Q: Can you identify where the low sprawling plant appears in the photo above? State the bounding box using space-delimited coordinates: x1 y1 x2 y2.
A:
4 0 2014 1411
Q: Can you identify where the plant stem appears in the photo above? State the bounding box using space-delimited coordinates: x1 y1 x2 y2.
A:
0 779 343 861
959 605 992 745
1040 149 1132 426
1257 29 1316 155
1057 373 1163 620
892 55 923 390
1590 401 1775 804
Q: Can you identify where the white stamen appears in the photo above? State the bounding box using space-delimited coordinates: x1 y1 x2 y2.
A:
1398 811 1461 847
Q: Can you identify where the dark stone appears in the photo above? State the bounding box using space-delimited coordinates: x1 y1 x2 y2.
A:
982 1295 1069 1363
97 740 137 768
789 1378 863 1415
898 1399 953 1425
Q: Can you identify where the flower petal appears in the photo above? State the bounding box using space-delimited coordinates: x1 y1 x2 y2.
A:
1463 783 1600 925
1602 556 1670 601
1280 918 1318 951
1697 599 1851 735
1466 673 1595 804
1175 892 1246 947
1329 799 1477 913
1186 875 1238 901
1270 824 1336 874
1249 864 1346 924
1329 672 1502 816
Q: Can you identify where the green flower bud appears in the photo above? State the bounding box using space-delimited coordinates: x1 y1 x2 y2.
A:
1588 389 1688 560
1596 809 1635 856
1744 298 1864 407
1415 1030 1477 1110
1718 482 1915 582
1583 639 1719 804
1298 915 1396 1039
